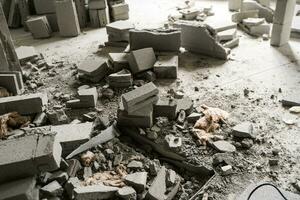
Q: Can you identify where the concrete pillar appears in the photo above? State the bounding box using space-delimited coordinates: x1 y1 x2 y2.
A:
271 0 296 46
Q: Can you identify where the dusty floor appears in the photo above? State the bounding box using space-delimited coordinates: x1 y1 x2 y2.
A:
9 0 300 199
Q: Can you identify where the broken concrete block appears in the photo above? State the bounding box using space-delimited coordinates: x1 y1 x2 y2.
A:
66 87 98 109
248 22 270 36
242 0 274 23
231 122 255 138
108 53 129 72
108 69 133 88
127 160 143 169
206 21 237 33
89 0 107 9
146 166 167 200
117 186 137 200
26 16 52 39
153 55 178 79
0 133 62 183
0 177 39 200
242 18 265 26
46 13 59 32
47 109 70 125
121 82 159 113
124 172 147 192
271 23 292 46
232 10 259 23
127 48 156 74
0 93 48 115
223 37 240 49
181 22 230 60
53 122 93 156
41 181 63 197
15 46 38 63
74 184 118 200
220 165 233 175
153 97 177 119
273 0 296 25
117 103 154 128
34 0 56 14
176 97 193 115
55 0 81 37
216 28 237 42
0 73 21 95
78 58 109 82
228 0 242 11
106 20 135 42
65 177 81 199
1 71 23 92
212 140 236 153
129 29 181 52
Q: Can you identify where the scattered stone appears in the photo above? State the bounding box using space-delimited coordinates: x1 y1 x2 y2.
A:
165 134 182 149
127 160 143 170
40 181 63 197
220 165 233 175
177 110 186 124
113 154 123 166
289 106 300 113
78 58 109 83
65 177 81 199
176 97 193 115
124 172 148 192
117 186 137 200
166 169 177 187
212 140 236 152
241 139 254 149
231 122 255 138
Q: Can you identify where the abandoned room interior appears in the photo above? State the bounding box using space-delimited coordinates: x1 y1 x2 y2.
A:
0 0 299 199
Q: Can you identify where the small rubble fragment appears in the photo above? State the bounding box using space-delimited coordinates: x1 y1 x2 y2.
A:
231 122 255 138
124 172 148 192
212 140 236 152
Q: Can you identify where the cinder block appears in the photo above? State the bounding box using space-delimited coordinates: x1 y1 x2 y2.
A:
232 10 259 23
0 93 48 115
106 20 135 36
34 0 55 14
121 82 159 112
55 0 81 37
108 52 129 71
248 22 270 36
88 0 106 10
53 122 93 156
78 58 109 82
0 73 21 95
271 23 292 46
242 0 274 23
127 48 156 74
129 29 181 52
0 133 62 183
0 177 39 200
153 97 177 119
153 55 178 79
108 69 132 88
26 16 52 39
111 3 128 16
273 0 296 25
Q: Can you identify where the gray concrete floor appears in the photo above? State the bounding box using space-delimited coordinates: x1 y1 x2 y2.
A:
9 0 300 198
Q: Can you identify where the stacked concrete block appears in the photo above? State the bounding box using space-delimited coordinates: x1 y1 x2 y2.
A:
153 97 177 120
0 177 39 200
105 20 135 47
129 29 181 52
66 87 98 109
0 93 48 115
127 48 156 74
77 57 110 82
181 22 230 60
26 16 52 38
121 82 159 114
271 0 296 46
153 55 178 79
55 0 81 37
74 0 87 28
53 122 93 156
0 71 24 95
108 69 133 88
111 2 129 21
108 52 129 71
89 0 109 28
0 133 62 183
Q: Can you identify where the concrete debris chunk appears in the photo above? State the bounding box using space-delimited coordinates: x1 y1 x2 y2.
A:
242 0 274 23
212 140 236 153
129 29 181 52
231 122 255 138
74 184 119 200
127 47 157 74
117 186 137 200
0 177 39 200
55 0 81 37
232 10 259 23
245 22 270 36
15 46 38 63
108 69 133 88
153 97 177 120
66 87 98 109
33 112 48 126
78 58 109 82
223 37 240 49
40 181 63 197
216 28 237 42
165 134 182 149
146 166 170 200
48 171 69 184
65 177 81 199
206 21 237 33
124 172 148 192
26 16 52 39
0 93 48 115
106 20 135 43
242 18 265 26
176 97 193 115
220 165 233 175
121 82 159 113
153 55 178 79
108 53 129 72
181 22 230 60
53 122 93 156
